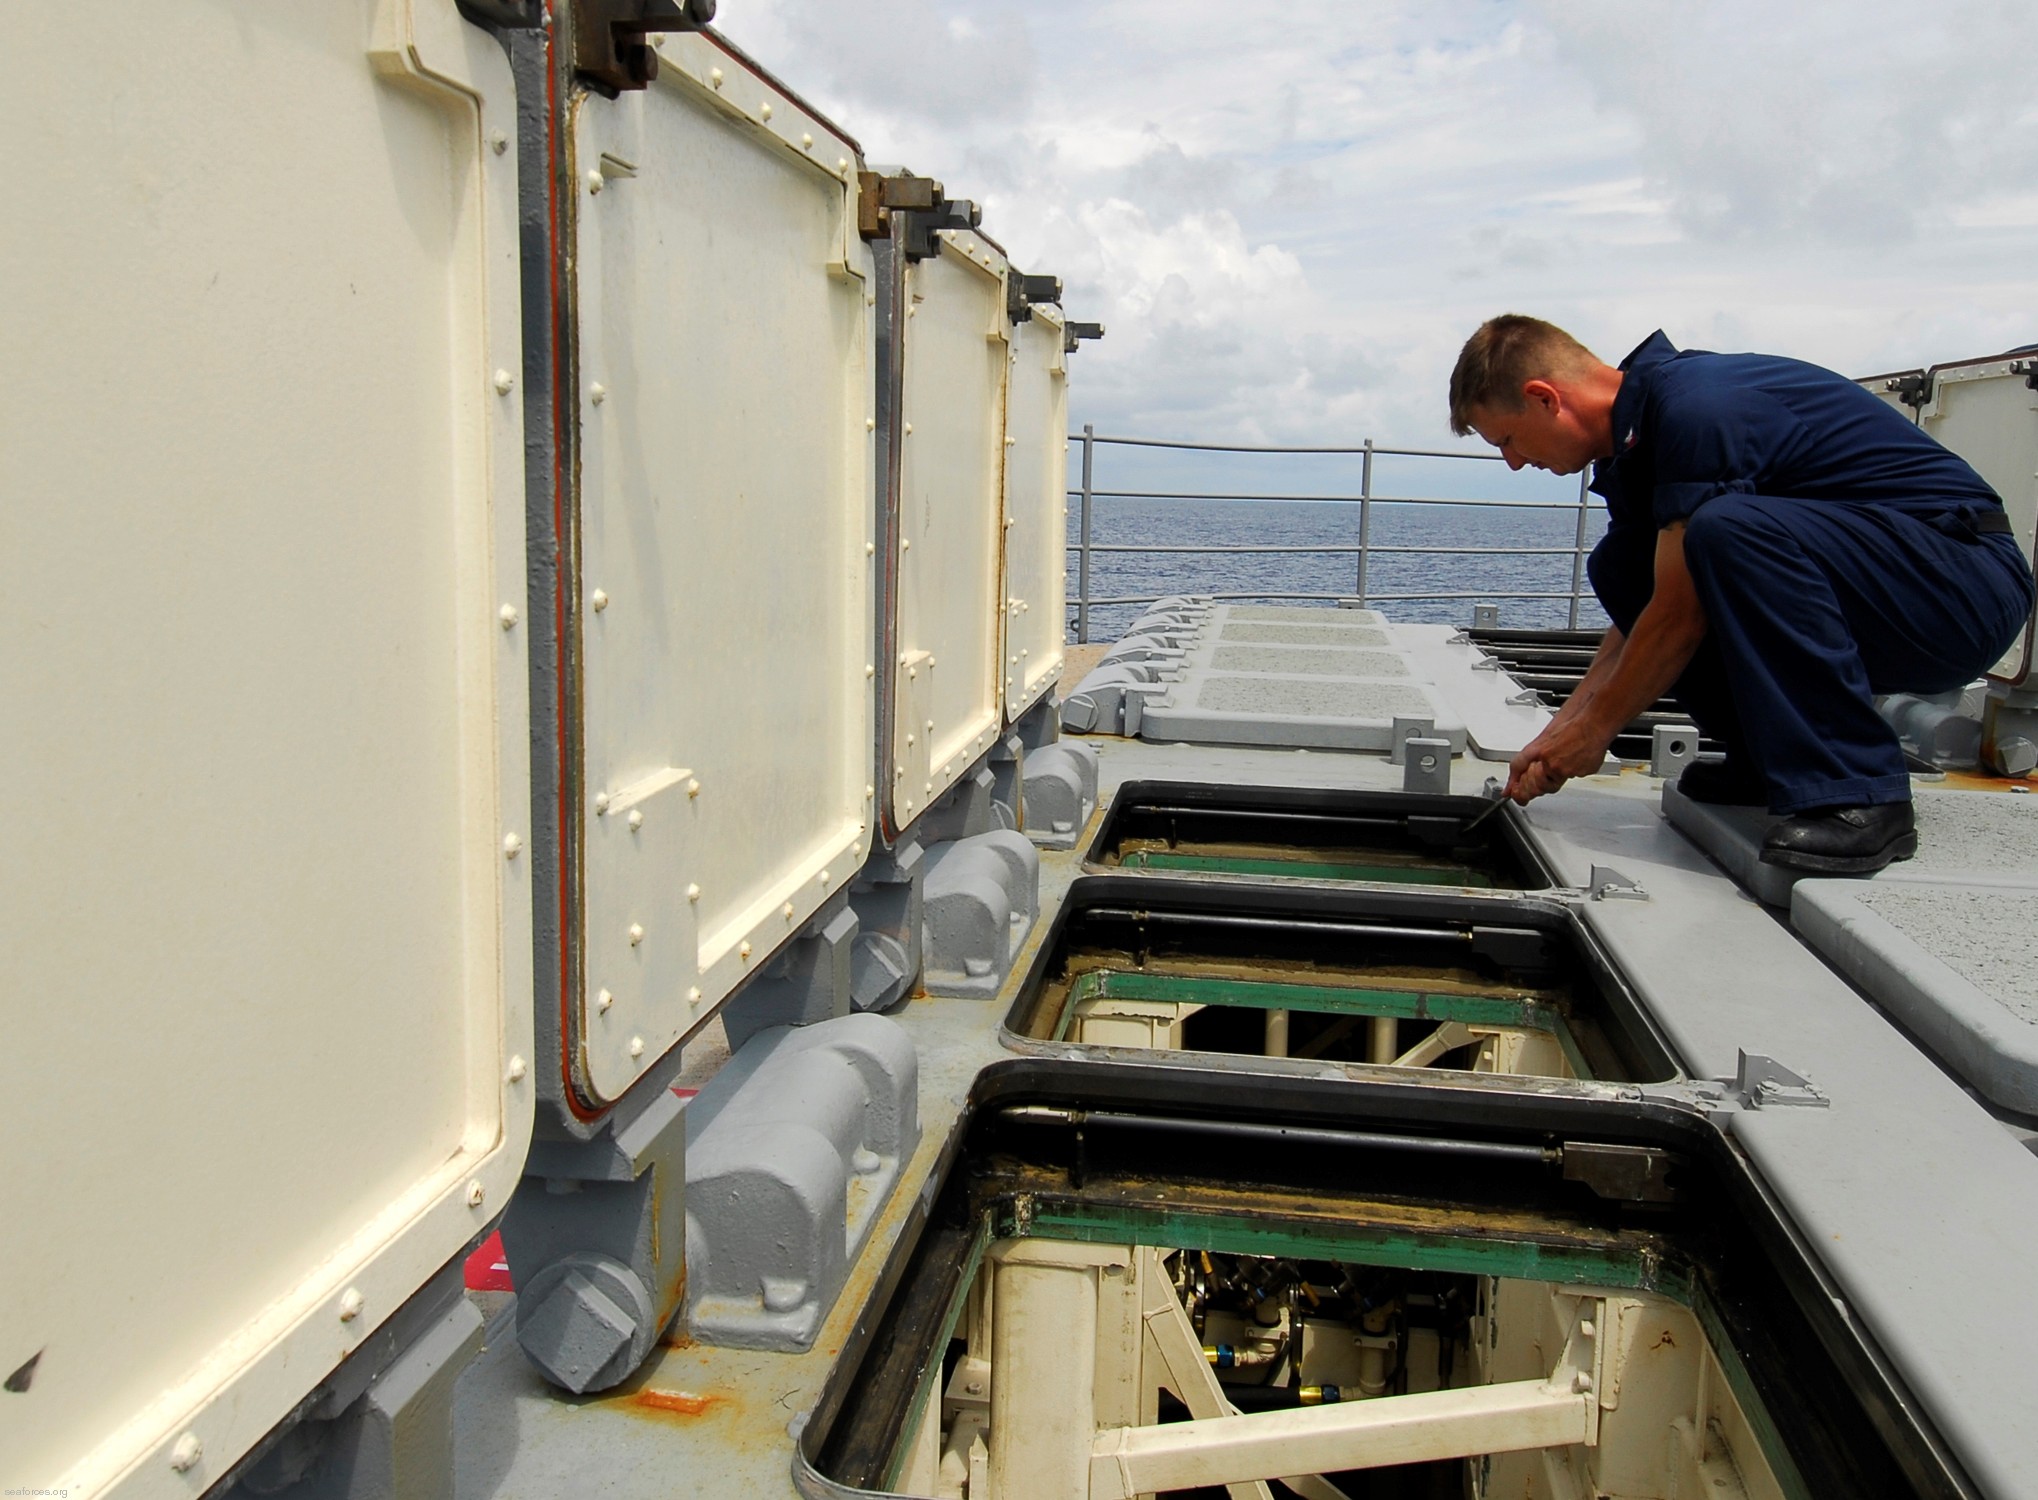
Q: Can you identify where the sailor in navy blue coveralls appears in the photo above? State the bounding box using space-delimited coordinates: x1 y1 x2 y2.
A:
1463 326 2032 873
1593 331 2030 811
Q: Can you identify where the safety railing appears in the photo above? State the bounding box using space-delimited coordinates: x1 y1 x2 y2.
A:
1068 427 1602 644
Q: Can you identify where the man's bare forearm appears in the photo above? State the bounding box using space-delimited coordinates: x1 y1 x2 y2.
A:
1571 528 1705 742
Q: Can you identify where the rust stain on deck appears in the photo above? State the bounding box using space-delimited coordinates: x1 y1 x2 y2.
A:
630 1388 723 1419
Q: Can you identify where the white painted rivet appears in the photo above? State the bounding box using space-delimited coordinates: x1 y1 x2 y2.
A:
865 543 875 556
629 922 645 945
802 132 813 148
864 663 875 677
687 778 701 797
1021 648 1029 658
865 784 875 798
906 733 916 746
467 1180 486 1207
627 809 643 831
837 157 849 172
490 130 509 155
1005 435 1016 446
591 382 606 404
597 987 613 1012
500 603 519 629
819 870 830 884
687 883 701 901
902 539 910 551
595 791 610 814
760 102 774 120
710 67 724 86
904 421 913 434
927 656 936 667
507 1054 527 1082
783 902 795 921
925 719 934 732
898 654 909 666
740 941 753 960
591 589 609 612
865 417 876 431
494 369 515 395
924 781 933 794
503 832 522 858
587 168 604 194
629 1035 645 1057
169 1433 203 1473
339 1288 364 1322
688 986 702 1003
904 800 913 812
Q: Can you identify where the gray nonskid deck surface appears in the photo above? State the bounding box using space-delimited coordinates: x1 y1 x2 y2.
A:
1204 644 1412 676
463 740 2038 1499
1665 781 2038 907
1792 874 2038 1117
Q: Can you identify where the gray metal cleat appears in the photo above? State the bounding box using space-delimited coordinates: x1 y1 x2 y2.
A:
685 1014 920 1351
720 895 860 1050
1022 741 1100 849
848 841 923 1014
501 1084 689 1395
921 829 1040 997
1651 723 1701 779
1402 736 1452 795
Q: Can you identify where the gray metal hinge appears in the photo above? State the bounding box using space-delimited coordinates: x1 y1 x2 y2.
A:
572 0 715 97
1063 321 1105 354
1728 1050 1829 1109
1006 271 1063 324
1587 864 1647 901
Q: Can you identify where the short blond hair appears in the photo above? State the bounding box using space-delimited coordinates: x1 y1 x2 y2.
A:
1448 315 1597 436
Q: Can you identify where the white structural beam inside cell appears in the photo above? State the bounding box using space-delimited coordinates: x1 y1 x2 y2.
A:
1087 1378 1596 1500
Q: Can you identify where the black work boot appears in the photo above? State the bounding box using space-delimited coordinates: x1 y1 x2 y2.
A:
1759 802 1917 875
1674 758 1766 806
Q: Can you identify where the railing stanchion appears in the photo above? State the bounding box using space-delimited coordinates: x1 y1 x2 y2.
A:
1077 424 1096 643
1355 438 1374 605
1567 467 1592 629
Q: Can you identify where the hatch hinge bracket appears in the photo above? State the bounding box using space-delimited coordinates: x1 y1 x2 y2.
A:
1886 370 1934 412
571 0 716 98
1006 271 1064 324
1587 864 1648 901
1063 321 1105 354
1727 1049 1829 1109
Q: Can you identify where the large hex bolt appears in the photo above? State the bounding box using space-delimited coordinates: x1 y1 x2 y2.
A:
515 1251 657 1394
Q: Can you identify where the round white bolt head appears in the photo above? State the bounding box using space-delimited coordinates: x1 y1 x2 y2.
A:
687 883 701 902
494 368 515 395
1005 435 1016 446
586 168 603 194
627 809 644 830
339 1287 365 1322
169 1433 203 1473
590 382 607 404
629 1035 645 1058
801 131 813 148
490 130 509 155
864 543 875 557
837 157 849 172
709 66 723 86
819 869 830 884
928 656 937 667
760 102 773 120
688 986 702 1003
628 922 645 945
903 422 913 434
740 941 753 960
865 784 875 798
467 1180 486 1207
507 1054 528 1082
864 663 875 677
783 902 795 921
597 987 613 1012
924 781 933 794
591 588 609 612
1572 1372 1593 1394
906 733 915 746
503 832 523 858
594 791 610 814
499 603 519 629
925 719 934 732
686 777 701 797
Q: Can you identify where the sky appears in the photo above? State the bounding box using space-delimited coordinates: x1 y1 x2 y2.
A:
718 0 2038 452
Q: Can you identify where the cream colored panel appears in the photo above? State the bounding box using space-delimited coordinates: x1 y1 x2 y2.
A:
1002 306 1071 722
0 5 532 1496
574 34 875 1102
894 231 1010 825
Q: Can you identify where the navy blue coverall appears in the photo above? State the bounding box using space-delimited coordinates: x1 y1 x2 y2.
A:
1588 332 2034 813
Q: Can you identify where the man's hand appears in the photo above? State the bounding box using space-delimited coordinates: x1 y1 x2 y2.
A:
1503 523 1706 807
1505 714 1615 803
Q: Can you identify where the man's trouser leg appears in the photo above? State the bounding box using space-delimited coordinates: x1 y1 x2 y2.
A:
1585 524 1753 764
1681 496 2033 813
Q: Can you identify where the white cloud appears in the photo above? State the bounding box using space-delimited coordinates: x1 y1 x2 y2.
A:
717 0 2038 446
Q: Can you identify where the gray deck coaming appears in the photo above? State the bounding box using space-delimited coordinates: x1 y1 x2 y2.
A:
1528 778 2038 1500
458 737 2038 1499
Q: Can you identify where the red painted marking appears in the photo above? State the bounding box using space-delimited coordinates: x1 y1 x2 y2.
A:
672 1087 698 1099
464 1230 513 1292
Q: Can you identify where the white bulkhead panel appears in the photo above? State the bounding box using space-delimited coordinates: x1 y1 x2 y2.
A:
1865 359 2038 684
893 230 1010 823
1002 305 1071 722
0 5 532 1497
573 34 876 1102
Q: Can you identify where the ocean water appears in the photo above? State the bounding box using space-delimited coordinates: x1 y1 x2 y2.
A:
1059 438 1612 643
